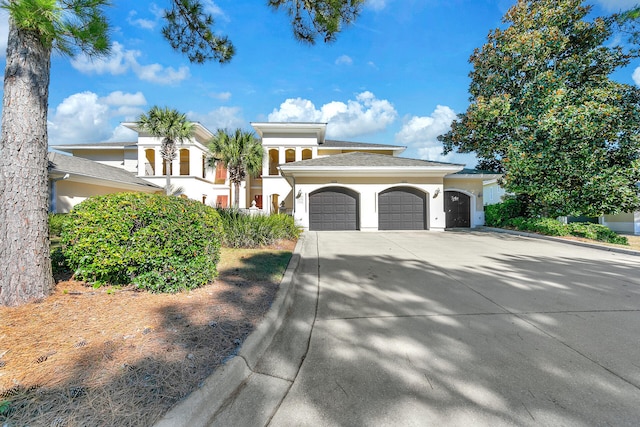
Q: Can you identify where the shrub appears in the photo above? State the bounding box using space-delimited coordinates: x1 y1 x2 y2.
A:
48 213 67 237
61 193 223 292
484 196 524 227
216 208 300 248
501 216 628 245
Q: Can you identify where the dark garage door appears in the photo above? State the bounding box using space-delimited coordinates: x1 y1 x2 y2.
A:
378 187 426 230
445 191 470 228
309 187 359 231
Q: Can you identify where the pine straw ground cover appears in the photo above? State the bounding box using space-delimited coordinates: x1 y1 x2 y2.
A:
0 240 296 427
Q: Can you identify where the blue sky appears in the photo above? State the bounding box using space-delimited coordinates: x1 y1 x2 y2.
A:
0 0 638 166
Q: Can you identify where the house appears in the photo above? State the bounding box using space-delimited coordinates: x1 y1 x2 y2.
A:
52 122 232 210
52 121 501 231
252 122 500 231
48 152 160 213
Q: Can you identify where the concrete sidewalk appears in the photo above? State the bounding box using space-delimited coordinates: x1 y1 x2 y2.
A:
158 230 640 426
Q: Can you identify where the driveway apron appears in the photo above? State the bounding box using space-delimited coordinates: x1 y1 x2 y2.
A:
267 231 640 426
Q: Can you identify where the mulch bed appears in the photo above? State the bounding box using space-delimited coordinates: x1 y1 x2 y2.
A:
0 240 295 427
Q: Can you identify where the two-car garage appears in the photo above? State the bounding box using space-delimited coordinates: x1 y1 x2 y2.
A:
309 186 428 231
279 152 488 232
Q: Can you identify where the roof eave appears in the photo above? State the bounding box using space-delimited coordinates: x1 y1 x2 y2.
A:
279 166 464 177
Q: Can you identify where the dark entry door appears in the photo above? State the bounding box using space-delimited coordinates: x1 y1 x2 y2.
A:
445 191 470 228
378 187 426 230
309 188 359 231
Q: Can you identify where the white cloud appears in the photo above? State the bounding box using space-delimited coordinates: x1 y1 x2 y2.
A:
395 105 476 165
210 91 232 101
633 66 640 86
48 90 148 144
127 10 156 30
133 62 190 85
366 0 388 11
592 0 638 11
71 41 190 85
127 5 164 30
335 55 353 66
203 0 229 21
268 91 397 138
188 106 245 132
102 90 147 106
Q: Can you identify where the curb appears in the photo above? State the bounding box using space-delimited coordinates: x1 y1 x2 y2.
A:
479 227 640 257
154 235 305 427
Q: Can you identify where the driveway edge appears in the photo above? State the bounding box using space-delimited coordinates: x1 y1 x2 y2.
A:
480 226 640 256
154 235 304 427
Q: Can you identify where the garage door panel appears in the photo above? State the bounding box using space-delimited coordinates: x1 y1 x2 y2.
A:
378 188 426 231
309 188 359 231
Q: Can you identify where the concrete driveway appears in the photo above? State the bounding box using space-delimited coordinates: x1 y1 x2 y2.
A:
214 231 640 426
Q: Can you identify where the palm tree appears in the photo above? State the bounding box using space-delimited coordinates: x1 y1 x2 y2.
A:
207 129 264 208
137 106 195 195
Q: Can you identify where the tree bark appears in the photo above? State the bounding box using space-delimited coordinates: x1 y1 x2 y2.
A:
0 19 54 306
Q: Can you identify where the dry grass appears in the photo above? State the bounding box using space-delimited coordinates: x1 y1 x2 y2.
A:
0 240 296 427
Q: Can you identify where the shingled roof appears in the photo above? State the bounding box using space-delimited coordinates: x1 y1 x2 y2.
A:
48 152 159 190
280 151 463 168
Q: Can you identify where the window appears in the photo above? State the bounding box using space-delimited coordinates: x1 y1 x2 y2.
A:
285 149 295 163
269 149 279 176
179 149 190 175
145 149 155 176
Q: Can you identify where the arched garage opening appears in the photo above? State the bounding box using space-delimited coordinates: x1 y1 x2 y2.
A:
378 187 427 230
445 190 471 228
309 187 359 231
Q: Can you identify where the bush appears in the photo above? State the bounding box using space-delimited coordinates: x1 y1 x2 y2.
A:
501 216 628 245
484 196 524 227
48 213 67 237
61 193 223 292
216 208 300 248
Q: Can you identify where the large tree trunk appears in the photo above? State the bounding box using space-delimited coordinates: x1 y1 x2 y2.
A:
0 19 54 306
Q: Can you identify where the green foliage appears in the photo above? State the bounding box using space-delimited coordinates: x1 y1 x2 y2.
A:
61 193 223 293
50 247 68 274
48 213 67 236
217 209 300 248
486 199 628 244
484 196 525 227
440 0 640 217
1 0 110 57
267 0 364 44
162 0 234 64
208 129 264 208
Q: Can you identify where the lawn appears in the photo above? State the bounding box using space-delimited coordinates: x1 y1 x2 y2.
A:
0 240 296 427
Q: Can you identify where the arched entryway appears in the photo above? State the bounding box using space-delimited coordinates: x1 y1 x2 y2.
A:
378 187 427 230
309 187 359 231
445 190 471 228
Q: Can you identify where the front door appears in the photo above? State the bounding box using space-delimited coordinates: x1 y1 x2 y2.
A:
445 191 470 228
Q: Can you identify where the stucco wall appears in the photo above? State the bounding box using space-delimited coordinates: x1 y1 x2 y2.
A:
54 180 158 213
291 180 445 231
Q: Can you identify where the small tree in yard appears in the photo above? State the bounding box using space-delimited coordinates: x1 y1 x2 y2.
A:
207 129 264 209
137 106 195 195
439 0 640 218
